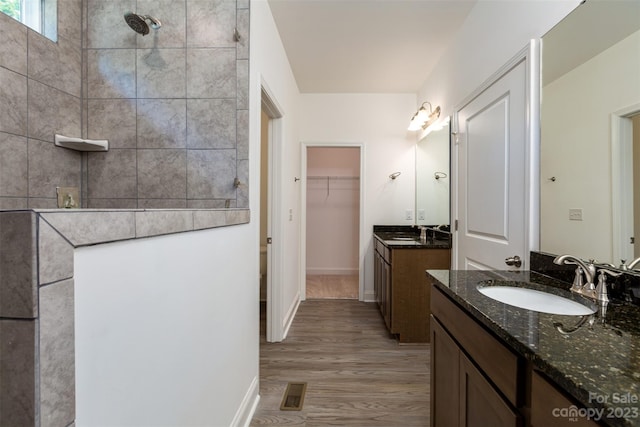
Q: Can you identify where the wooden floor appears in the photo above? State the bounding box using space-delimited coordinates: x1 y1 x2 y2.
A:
306 274 359 299
251 300 430 426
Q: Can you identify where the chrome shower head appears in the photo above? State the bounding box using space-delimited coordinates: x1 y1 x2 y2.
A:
124 12 161 35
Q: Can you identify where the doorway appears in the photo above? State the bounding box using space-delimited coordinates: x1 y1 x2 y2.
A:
260 86 284 342
301 144 364 301
612 106 640 263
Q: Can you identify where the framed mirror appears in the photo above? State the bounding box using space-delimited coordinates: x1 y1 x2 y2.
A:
415 119 450 227
1 0 57 41
540 0 640 265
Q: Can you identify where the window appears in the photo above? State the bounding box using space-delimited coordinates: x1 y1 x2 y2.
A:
0 0 57 42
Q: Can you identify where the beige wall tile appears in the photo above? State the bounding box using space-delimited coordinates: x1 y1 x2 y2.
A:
0 211 37 318
0 319 37 425
38 219 74 286
0 133 28 198
39 279 75 427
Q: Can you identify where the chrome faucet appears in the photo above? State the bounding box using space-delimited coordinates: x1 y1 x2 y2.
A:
553 255 598 299
621 257 640 271
418 226 427 242
595 268 622 304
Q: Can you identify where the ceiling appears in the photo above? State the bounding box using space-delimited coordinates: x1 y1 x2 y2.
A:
267 0 478 93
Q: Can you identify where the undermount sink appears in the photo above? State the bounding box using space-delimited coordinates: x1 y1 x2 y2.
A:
477 283 596 316
390 237 416 241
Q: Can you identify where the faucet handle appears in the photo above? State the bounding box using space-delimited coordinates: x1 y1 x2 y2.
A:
595 268 622 303
570 266 584 293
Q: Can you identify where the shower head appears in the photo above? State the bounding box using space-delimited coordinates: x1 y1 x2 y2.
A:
124 12 161 35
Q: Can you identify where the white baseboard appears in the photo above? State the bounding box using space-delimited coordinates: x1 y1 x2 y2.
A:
231 375 260 427
363 290 376 302
282 293 301 340
306 268 358 276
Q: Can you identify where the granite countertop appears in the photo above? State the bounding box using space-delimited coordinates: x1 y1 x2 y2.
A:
373 225 451 249
427 269 640 427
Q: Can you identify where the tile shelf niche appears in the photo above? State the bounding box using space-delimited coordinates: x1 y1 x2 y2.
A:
0 208 249 426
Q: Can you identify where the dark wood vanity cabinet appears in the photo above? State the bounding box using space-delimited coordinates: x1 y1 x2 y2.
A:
374 237 450 342
431 287 521 427
431 284 601 427
374 239 392 329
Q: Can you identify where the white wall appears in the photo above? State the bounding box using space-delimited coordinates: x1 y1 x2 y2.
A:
251 0 304 337
299 93 417 301
541 30 640 262
306 147 360 275
75 225 259 426
416 0 579 122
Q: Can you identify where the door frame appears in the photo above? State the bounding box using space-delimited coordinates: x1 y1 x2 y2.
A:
611 103 640 264
451 40 541 269
261 81 284 342
300 142 366 301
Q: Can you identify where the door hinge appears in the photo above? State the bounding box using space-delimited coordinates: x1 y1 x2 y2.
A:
267 237 272 244
454 219 458 231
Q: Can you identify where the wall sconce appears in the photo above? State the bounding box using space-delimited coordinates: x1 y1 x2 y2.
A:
408 101 441 131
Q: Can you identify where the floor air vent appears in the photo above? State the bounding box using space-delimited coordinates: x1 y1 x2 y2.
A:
280 382 307 411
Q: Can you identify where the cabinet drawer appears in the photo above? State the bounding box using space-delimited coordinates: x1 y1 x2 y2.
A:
374 238 391 262
431 285 521 407
374 238 382 254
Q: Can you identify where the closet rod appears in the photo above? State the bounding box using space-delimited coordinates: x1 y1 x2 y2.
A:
307 176 360 180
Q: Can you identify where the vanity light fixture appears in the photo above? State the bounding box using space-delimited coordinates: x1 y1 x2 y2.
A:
408 101 441 131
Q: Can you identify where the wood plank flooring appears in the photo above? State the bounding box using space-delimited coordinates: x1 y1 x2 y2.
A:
306 274 359 299
251 300 430 426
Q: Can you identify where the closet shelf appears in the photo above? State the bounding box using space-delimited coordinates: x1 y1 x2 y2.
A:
307 176 360 197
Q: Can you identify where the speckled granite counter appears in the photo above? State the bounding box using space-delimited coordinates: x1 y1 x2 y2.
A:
373 225 451 249
427 269 640 427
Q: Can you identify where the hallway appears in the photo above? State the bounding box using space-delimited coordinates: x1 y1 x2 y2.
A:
251 300 430 426
306 274 359 299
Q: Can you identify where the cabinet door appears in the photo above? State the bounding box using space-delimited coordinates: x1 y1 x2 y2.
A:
531 371 599 427
374 251 382 308
382 260 391 330
460 352 521 427
431 317 460 427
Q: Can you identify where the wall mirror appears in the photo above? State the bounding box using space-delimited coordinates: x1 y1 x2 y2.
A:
1 0 57 41
540 0 640 265
415 120 450 227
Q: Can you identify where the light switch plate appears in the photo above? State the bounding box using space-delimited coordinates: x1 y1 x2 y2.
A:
56 187 80 208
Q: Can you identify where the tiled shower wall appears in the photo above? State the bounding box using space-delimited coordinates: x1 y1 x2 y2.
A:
84 0 249 208
0 0 84 209
0 0 249 210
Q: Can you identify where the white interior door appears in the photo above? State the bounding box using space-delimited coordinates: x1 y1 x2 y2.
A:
261 86 284 342
455 59 528 270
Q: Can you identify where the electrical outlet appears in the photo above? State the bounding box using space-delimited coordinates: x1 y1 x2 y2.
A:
289 208 293 221
56 187 79 208
569 208 583 221
418 209 426 221
405 209 413 221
